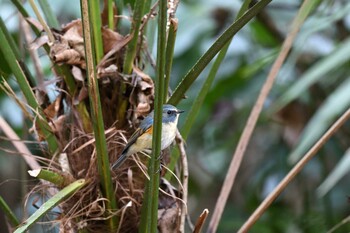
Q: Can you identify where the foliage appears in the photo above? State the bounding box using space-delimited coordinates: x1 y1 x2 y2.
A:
0 0 350 233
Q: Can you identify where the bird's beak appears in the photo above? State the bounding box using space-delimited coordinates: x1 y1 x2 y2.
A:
177 109 185 114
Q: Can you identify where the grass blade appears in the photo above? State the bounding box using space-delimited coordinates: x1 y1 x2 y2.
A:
289 77 350 163
0 18 59 154
166 0 254 179
38 0 60 28
107 0 114 29
0 115 41 170
238 108 350 233
167 0 272 106
14 179 86 233
181 0 252 140
88 0 104 62
164 18 177 102
123 0 146 74
317 148 350 197
0 195 20 227
208 0 321 232
28 0 54 42
11 0 92 133
139 0 167 231
80 0 118 230
28 169 66 187
271 37 350 113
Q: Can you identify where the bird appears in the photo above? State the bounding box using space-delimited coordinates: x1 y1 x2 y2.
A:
111 104 184 170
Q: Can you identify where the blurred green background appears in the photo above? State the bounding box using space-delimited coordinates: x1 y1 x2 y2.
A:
1 0 350 232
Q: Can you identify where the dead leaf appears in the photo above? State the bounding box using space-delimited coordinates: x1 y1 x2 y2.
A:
128 66 154 118
53 49 82 65
44 94 62 120
50 20 85 67
101 27 125 53
98 32 132 69
72 65 85 82
61 19 83 35
74 86 88 105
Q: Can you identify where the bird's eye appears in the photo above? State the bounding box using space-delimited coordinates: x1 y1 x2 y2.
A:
167 110 172 115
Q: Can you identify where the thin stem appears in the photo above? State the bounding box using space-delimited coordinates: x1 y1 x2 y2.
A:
0 20 59 155
28 169 67 187
28 0 54 42
108 0 114 29
123 0 146 74
14 179 86 233
0 195 20 227
167 0 272 106
164 18 178 102
38 0 60 28
207 1 318 232
81 0 118 230
139 0 167 231
238 108 350 232
89 0 104 62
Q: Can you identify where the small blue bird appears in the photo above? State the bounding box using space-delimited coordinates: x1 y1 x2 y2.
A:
111 104 184 170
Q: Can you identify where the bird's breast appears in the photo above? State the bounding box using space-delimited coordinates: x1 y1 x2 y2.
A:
161 122 177 150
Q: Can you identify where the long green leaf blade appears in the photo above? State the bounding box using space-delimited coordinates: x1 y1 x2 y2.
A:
165 0 255 180
0 17 59 154
289 77 350 163
88 0 104 62
38 0 60 28
317 148 350 197
139 0 167 231
14 179 86 233
272 37 350 112
167 0 272 106
123 0 146 74
0 195 20 227
80 0 118 230
181 0 252 140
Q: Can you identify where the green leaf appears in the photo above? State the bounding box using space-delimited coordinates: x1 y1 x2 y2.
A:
271 37 350 112
0 195 20 227
289 77 350 163
180 0 252 140
88 0 104 62
167 0 272 106
14 179 86 233
38 0 60 28
80 0 118 230
317 148 350 197
123 0 146 74
164 19 178 102
0 17 59 154
28 169 66 187
139 0 167 231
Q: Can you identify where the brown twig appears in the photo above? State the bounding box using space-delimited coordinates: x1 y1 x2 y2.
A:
238 108 350 232
327 214 350 233
20 15 45 86
0 116 40 170
194 209 209 233
176 130 189 233
28 0 55 42
207 1 314 232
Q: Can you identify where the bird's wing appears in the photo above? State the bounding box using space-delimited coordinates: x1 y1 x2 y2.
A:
126 116 153 148
111 116 153 170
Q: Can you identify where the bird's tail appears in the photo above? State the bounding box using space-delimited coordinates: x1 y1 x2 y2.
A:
111 151 128 170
